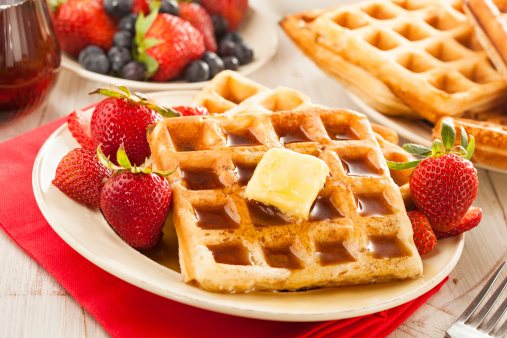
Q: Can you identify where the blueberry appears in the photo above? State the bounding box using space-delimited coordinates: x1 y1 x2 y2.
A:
78 45 105 66
222 56 239 71
202 52 224 79
103 0 132 17
107 46 132 72
184 60 210 82
83 54 110 74
232 42 253 65
119 13 138 34
159 0 179 16
211 15 228 38
217 39 236 57
113 30 133 49
223 31 243 44
121 61 147 81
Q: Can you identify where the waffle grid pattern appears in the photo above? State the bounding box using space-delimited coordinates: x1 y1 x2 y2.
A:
148 109 422 293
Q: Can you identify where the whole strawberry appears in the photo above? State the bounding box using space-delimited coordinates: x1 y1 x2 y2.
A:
407 210 437 255
134 9 205 81
49 0 118 57
68 109 94 149
99 146 175 250
388 119 478 232
90 85 180 166
199 0 248 32
434 207 482 239
52 148 113 208
172 106 209 117
179 2 217 53
131 0 150 14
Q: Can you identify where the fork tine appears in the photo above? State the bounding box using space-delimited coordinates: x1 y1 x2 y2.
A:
480 294 507 334
469 274 507 328
495 315 507 337
457 262 505 324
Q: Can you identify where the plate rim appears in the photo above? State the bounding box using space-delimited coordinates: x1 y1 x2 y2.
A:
32 92 465 322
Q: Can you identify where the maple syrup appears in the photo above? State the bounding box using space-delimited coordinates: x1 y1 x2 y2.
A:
246 200 291 227
341 158 382 177
0 0 60 123
325 123 359 141
367 236 410 259
224 129 261 146
194 204 239 230
315 241 355 265
274 124 312 144
182 169 222 190
207 243 254 266
356 195 393 216
309 196 344 221
234 163 257 186
262 244 303 269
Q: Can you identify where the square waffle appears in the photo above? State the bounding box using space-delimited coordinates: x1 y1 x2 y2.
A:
281 0 507 123
147 109 423 293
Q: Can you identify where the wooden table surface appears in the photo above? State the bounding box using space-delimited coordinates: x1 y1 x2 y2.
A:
2 1 507 337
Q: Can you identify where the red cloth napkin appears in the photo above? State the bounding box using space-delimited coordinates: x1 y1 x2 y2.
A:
0 116 447 338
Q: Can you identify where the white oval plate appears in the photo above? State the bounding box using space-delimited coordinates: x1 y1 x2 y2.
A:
33 91 464 322
61 7 278 91
346 92 507 174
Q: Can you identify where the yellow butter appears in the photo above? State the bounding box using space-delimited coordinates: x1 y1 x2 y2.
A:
245 148 329 220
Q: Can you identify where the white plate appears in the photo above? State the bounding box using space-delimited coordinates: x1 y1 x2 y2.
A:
346 92 507 174
33 91 464 322
61 7 278 91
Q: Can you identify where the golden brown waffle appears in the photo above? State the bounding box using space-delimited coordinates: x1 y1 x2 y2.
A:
147 109 422 293
281 0 507 123
464 0 507 82
433 113 507 169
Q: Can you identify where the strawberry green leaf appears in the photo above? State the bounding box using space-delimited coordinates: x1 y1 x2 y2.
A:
466 135 475 160
143 38 164 50
97 146 122 170
441 118 456 152
117 86 132 98
135 8 159 44
454 145 467 156
117 145 132 169
386 160 422 170
139 54 159 79
402 143 432 156
89 87 129 99
460 126 468 150
431 139 443 155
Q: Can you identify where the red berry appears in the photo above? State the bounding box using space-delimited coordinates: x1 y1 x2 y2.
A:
407 211 438 255
410 154 478 232
199 0 248 32
100 171 172 250
179 2 217 53
434 207 482 239
68 109 94 149
52 148 113 208
172 106 209 117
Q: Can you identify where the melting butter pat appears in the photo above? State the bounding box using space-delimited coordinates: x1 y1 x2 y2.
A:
245 148 329 220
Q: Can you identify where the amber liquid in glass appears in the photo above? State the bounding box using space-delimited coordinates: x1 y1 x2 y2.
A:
0 0 61 123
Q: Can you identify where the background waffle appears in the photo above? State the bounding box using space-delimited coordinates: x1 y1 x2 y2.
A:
464 0 507 82
281 0 507 123
147 109 422 293
192 71 414 208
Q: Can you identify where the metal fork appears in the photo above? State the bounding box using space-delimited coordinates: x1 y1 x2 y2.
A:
447 262 507 338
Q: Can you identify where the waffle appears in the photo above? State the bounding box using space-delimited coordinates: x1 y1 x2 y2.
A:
464 0 507 82
433 111 507 169
147 109 422 293
281 0 507 123
192 71 414 206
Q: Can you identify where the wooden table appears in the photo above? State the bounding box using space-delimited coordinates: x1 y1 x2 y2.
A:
2 2 507 337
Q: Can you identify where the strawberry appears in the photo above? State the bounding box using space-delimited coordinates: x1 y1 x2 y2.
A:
132 0 150 14
179 2 217 53
133 9 205 82
388 119 478 232
52 148 113 208
434 207 482 239
199 0 248 32
172 106 209 117
98 146 175 250
49 0 118 57
68 109 94 149
90 85 180 166
407 211 437 255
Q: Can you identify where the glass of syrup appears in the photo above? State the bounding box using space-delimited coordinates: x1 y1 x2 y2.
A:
0 0 61 123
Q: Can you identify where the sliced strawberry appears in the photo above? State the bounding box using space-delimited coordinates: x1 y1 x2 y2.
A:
68 109 94 149
179 2 217 53
172 106 209 117
52 148 113 208
434 207 482 239
407 210 438 255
